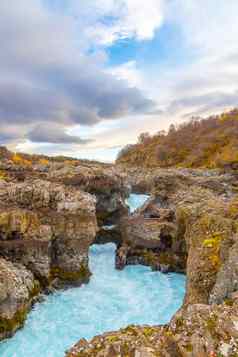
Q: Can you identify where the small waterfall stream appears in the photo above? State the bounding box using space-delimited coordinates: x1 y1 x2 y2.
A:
126 193 150 213
0 194 185 357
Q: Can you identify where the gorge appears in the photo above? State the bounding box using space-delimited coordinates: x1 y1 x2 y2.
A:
1 1 238 355
0 144 238 356
0 233 185 357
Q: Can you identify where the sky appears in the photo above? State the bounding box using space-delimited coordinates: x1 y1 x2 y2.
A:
1 0 238 162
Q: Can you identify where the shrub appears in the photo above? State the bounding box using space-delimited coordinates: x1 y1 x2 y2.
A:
116 108 238 170
12 153 32 167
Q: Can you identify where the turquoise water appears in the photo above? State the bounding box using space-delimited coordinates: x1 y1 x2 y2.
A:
126 193 150 213
0 195 186 357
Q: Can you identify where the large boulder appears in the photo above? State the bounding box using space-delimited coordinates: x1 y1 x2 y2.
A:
0 179 98 286
0 258 40 340
210 240 238 304
116 197 186 272
118 175 238 306
0 178 98 339
176 192 236 306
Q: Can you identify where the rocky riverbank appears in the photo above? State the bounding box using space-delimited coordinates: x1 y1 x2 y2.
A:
0 148 128 340
1 146 238 356
67 300 238 356
67 166 238 356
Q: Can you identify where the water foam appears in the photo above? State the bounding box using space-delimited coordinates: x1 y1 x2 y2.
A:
0 195 185 357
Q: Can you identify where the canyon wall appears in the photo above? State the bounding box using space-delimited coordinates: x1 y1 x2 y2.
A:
68 167 238 356
0 148 128 340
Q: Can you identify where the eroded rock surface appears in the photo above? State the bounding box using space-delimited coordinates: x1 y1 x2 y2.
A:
87 167 238 357
67 298 238 357
2 148 238 355
116 169 238 307
0 148 130 340
47 163 129 227
0 258 40 340
116 203 184 272
0 179 97 285
0 178 99 339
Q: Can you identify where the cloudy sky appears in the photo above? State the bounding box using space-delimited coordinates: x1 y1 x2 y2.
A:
1 0 238 161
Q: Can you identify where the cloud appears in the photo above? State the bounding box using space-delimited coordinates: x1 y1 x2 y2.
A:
140 0 238 122
0 132 17 145
0 0 156 146
168 91 238 117
2 0 238 161
28 123 91 145
166 0 238 57
107 61 142 88
0 124 24 145
71 0 164 44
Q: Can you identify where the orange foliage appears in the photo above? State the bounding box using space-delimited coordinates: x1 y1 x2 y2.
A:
0 170 7 180
38 158 49 166
12 153 32 167
117 108 238 170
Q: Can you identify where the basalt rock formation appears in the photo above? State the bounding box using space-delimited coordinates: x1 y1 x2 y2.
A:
47 162 129 244
47 162 129 226
0 147 128 341
116 205 182 273
68 167 238 357
0 258 40 340
2 144 238 355
67 299 238 357
0 179 97 339
0 179 97 285
0 147 129 228
116 168 237 277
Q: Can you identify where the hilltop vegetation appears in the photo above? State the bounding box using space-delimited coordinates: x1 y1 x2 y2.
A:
116 109 238 170
0 146 111 169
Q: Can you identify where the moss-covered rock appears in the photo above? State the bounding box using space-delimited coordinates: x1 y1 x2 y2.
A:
0 306 29 337
0 259 41 340
66 300 238 357
50 264 91 286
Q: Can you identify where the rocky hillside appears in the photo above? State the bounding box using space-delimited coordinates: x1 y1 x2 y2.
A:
0 147 128 340
117 109 238 170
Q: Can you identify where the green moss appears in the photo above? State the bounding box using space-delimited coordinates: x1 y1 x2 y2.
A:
175 316 184 330
0 306 28 335
224 298 234 306
158 252 173 265
142 326 157 338
123 325 138 336
202 231 225 270
206 315 218 335
0 281 41 337
142 250 158 265
106 335 119 343
185 344 193 352
29 280 41 299
51 264 91 282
